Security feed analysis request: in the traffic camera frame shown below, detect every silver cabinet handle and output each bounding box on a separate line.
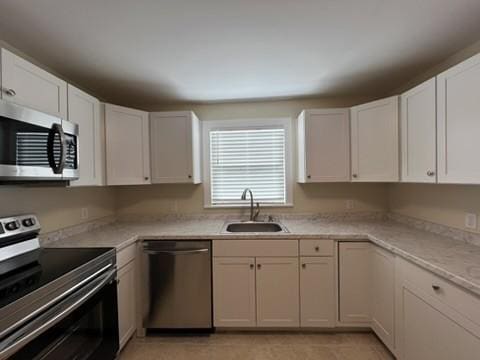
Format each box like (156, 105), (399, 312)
(427, 171), (435, 177)
(4, 88), (16, 96)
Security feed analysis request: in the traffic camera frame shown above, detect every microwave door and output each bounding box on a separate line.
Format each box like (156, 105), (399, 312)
(0, 100), (63, 180)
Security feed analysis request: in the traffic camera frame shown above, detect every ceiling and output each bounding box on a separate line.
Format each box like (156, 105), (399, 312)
(1, 0), (480, 107)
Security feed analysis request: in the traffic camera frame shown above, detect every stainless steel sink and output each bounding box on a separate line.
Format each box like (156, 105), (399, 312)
(224, 222), (288, 233)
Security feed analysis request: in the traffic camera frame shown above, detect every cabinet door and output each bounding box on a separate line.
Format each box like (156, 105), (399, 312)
(105, 104), (150, 185)
(1, 48), (67, 118)
(437, 53), (480, 184)
(338, 242), (371, 325)
(371, 246), (395, 352)
(118, 260), (136, 350)
(399, 281), (480, 360)
(68, 85), (104, 186)
(400, 78), (437, 183)
(297, 109), (350, 182)
(300, 257), (335, 327)
(150, 111), (201, 184)
(213, 257), (256, 327)
(256, 257), (299, 327)
(351, 96), (399, 182)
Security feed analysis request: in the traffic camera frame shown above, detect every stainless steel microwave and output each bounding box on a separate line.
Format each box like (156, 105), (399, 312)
(0, 99), (79, 181)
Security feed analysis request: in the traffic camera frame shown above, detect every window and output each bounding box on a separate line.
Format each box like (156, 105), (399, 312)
(203, 118), (293, 207)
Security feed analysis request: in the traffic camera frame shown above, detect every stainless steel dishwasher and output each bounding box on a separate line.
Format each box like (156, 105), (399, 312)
(141, 240), (212, 330)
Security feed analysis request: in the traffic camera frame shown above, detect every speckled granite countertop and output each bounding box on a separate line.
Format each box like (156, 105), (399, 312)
(45, 216), (480, 297)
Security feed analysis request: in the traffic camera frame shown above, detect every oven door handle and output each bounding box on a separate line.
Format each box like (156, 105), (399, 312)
(0, 268), (116, 360)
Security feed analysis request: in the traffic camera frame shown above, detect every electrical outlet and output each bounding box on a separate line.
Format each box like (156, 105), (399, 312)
(465, 213), (477, 230)
(346, 200), (354, 210)
(81, 207), (89, 220)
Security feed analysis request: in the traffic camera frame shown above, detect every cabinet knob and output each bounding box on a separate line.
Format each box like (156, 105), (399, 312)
(302, 264), (306, 269)
(352, 174), (358, 178)
(4, 88), (16, 97)
(188, 175), (192, 179)
(250, 264), (254, 269)
(257, 264), (261, 269)
(144, 177), (149, 181)
(427, 171), (435, 177)
(307, 175), (311, 179)
(315, 246), (320, 252)
(432, 284), (440, 291)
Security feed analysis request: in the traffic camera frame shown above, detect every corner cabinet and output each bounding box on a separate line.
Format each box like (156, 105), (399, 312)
(338, 241), (371, 325)
(400, 78), (437, 183)
(105, 104), (150, 185)
(68, 85), (105, 187)
(437, 52), (480, 184)
(297, 109), (350, 182)
(150, 111), (201, 184)
(350, 96), (399, 182)
(1, 48), (67, 119)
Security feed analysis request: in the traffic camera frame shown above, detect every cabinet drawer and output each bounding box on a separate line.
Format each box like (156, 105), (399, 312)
(299, 239), (334, 256)
(213, 240), (298, 257)
(117, 243), (136, 269)
(400, 258), (480, 329)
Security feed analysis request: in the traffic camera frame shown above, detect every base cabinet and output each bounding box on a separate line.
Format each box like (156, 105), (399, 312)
(117, 260), (136, 350)
(338, 242), (371, 325)
(371, 245), (395, 352)
(213, 257), (256, 327)
(256, 257), (299, 327)
(300, 257), (335, 327)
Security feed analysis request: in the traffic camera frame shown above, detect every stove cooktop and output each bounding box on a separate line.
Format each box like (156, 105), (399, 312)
(0, 247), (114, 308)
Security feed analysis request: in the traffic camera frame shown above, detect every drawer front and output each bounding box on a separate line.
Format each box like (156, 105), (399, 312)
(299, 239), (334, 256)
(117, 243), (136, 269)
(400, 258), (480, 329)
(213, 240), (298, 257)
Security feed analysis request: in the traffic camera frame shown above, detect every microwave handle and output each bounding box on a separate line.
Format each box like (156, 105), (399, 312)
(47, 123), (67, 174)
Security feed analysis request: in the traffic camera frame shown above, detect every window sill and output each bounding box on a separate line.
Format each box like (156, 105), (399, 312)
(204, 203), (294, 209)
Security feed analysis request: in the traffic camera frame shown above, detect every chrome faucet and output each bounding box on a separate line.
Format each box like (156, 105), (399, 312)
(241, 188), (260, 222)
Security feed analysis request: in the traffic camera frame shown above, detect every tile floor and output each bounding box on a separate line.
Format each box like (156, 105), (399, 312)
(119, 332), (395, 360)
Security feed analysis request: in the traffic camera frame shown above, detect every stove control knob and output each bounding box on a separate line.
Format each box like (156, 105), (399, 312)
(22, 218), (34, 227)
(5, 221), (19, 231)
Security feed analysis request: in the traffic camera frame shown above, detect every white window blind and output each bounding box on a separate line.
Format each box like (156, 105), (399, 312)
(210, 128), (286, 205)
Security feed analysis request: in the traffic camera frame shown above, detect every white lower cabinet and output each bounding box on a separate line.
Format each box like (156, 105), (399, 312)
(396, 257), (480, 360)
(117, 246), (137, 351)
(256, 257), (299, 327)
(371, 245), (395, 352)
(300, 256), (335, 327)
(338, 242), (371, 325)
(213, 257), (256, 327)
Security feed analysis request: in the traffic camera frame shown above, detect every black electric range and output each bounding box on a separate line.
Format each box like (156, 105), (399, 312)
(0, 215), (119, 360)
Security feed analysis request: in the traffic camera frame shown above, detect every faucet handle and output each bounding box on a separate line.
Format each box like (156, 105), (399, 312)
(253, 202), (261, 221)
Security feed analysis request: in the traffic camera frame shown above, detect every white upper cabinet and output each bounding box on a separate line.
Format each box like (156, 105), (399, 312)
(297, 109), (350, 182)
(400, 78), (437, 183)
(150, 111), (201, 184)
(68, 85), (104, 187)
(105, 104), (150, 185)
(351, 96), (399, 182)
(437, 53), (480, 184)
(1, 48), (67, 119)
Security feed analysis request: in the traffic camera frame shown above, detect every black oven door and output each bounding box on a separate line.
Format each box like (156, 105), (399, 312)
(0, 100), (78, 181)
(1, 269), (118, 360)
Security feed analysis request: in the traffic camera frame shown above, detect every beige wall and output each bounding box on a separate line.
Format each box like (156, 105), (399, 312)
(0, 186), (116, 233)
(116, 97), (389, 218)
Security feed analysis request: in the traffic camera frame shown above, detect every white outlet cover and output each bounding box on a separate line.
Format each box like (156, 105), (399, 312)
(465, 213), (477, 230)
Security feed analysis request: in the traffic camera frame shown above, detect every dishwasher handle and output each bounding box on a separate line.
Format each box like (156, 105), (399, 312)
(143, 248), (209, 256)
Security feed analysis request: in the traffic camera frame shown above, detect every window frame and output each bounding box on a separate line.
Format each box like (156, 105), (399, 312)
(202, 118), (294, 208)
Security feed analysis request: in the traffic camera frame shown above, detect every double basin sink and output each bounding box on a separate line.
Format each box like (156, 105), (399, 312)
(223, 221), (288, 233)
